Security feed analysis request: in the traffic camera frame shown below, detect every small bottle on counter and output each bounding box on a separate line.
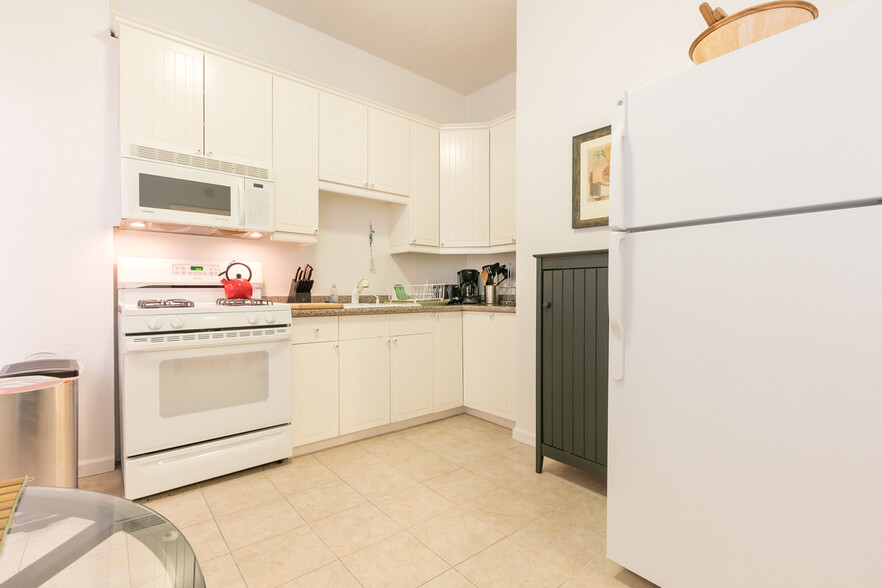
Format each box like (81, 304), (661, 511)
(329, 283), (338, 302)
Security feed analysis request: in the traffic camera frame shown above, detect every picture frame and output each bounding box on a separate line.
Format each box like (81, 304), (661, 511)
(572, 125), (612, 228)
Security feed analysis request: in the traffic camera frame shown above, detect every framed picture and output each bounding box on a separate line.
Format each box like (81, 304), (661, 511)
(572, 125), (612, 228)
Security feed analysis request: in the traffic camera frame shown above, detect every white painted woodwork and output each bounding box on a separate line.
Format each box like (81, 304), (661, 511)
(291, 316), (338, 344)
(440, 129), (490, 247)
(203, 54), (273, 169)
(119, 25), (204, 155)
(389, 313), (432, 336)
(433, 312), (463, 412)
(462, 312), (515, 419)
(339, 337), (391, 434)
(339, 315), (390, 340)
(273, 77), (319, 236)
(319, 92), (368, 189)
(390, 333), (434, 422)
(395, 123), (440, 248)
(292, 341), (339, 446)
(489, 313), (516, 420)
(489, 116), (517, 246)
(368, 108), (410, 196)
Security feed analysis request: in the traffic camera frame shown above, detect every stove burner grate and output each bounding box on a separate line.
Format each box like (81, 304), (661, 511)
(137, 299), (195, 309)
(216, 298), (274, 306)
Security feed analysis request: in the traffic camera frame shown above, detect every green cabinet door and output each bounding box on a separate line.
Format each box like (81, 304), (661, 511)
(535, 252), (609, 478)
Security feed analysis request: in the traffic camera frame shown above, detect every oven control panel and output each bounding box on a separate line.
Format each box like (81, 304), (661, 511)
(172, 264), (221, 277)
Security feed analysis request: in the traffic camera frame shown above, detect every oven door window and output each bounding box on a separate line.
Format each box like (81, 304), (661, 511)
(158, 350), (268, 418)
(140, 173), (232, 216)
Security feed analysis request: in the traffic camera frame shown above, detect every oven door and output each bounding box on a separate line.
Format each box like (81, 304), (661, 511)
(121, 333), (291, 457)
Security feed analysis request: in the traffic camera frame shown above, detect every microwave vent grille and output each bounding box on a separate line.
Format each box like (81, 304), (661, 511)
(128, 145), (270, 180)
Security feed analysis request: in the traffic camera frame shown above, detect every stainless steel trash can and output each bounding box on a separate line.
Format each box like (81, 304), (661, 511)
(0, 359), (80, 488)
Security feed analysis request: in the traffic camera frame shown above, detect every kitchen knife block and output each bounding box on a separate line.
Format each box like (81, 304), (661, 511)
(287, 279), (313, 303)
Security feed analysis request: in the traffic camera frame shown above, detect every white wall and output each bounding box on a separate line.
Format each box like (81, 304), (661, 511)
(467, 73), (517, 122)
(111, 0), (468, 123)
(514, 0), (862, 445)
(0, 0), (119, 475)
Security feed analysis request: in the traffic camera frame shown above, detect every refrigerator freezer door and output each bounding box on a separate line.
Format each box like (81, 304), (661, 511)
(618, 0), (882, 231)
(607, 205), (882, 588)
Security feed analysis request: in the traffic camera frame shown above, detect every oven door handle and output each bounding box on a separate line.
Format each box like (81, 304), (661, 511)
(124, 327), (292, 352)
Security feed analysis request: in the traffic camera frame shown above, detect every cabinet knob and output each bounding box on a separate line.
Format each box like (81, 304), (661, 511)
(440, 242), (445, 246)
(511, 238), (516, 243)
(364, 182), (369, 188)
(208, 151), (213, 157)
(489, 314), (494, 318)
(434, 313), (439, 318)
(411, 239), (416, 244)
(392, 337), (398, 343)
(334, 342), (339, 349)
(314, 328), (319, 333)
(542, 302), (552, 309)
(314, 228), (318, 233)
(370, 183), (375, 188)
(196, 148), (202, 155)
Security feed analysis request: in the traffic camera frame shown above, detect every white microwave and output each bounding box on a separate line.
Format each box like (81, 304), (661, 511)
(121, 155), (274, 234)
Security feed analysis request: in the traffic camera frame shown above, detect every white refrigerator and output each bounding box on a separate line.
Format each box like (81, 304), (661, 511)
(607, 2), (882, 587)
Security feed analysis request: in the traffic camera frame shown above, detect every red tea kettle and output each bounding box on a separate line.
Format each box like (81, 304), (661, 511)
(219, 261), (253, 299)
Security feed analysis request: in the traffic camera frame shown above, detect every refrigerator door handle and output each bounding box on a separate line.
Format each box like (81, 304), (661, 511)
(609, 92), (627, 231)
(609, 231), (625, 381)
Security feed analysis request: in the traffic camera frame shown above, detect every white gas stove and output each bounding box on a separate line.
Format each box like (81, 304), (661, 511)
(116, 258), (292, 500)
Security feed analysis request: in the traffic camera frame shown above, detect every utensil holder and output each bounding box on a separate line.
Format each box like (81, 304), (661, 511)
(484, 284), (498, 305)
(294, 292), (311, 303)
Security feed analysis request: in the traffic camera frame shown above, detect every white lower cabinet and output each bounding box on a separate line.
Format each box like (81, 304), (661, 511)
(390, 333), (434, 421)
(433, 312), (463, 411)
(339, 337), (391, 434)
(462, 312), (516, 420)
(292, 341), (339, 445)
(292, 310), (508, 446)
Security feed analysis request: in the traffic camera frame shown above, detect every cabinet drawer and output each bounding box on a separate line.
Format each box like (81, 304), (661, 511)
(390, 313), (432, 336)
(339, 315), (390, 340)
(292, 316), (338, 344)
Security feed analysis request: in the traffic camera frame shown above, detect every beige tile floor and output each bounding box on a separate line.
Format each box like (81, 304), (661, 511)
(71, 415), (657, 588)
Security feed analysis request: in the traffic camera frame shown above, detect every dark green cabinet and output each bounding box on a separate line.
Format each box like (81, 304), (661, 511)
(535, 251), (609, 478)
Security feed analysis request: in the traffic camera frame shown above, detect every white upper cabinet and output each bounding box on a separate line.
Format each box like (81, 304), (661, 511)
(204, 54), (273, 169)
(119, 25), (204, 156)
(490, 116), (516, 246)
(390, 122), (439, 250)
(119, 25), (272, 170)
(368, 108), (410, 196)
(319, 92), (410, 197)
(319, 92), (368, 189)
(440, 128), (490, 247)
(272, 76), (319, 238)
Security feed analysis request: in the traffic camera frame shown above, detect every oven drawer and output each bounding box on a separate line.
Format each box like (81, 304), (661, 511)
(292, 316), (338, 344)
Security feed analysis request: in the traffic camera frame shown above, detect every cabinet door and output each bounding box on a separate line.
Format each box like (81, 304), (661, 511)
(462, 313), (492, 412)
(490, 117), (517, 246)
(292, 341), (339, 446)
(119, 25), (204, 155)
(440, 129), (490, 247)
(339, 337), (390, 434)
(203, 54), (273, 169)
(433, 312), (463, 412)
(489, 314), (516, 420)
(390, 333), (434, 422)
(319, 93), (368, 189)
(273, 77), (319, 235)
(368, 109), (410, 196)
(409, 123), (440, 246)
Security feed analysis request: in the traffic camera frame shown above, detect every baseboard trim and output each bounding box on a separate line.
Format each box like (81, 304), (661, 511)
(78, 455), (116, 478)
(512, 426), (536, 447)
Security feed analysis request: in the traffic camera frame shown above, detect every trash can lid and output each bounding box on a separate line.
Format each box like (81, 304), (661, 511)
(0, 375), (68, 394)
(0, 359), (80, 379)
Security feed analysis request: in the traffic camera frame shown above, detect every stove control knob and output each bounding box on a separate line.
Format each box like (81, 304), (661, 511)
(146, 317), (164, 331)
(170, 317), (185, 329)
(265, 313), (277, 324)
(246, 312), (260, 325)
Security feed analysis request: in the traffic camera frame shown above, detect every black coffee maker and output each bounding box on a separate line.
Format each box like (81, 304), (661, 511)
(457, 269), (480, 304)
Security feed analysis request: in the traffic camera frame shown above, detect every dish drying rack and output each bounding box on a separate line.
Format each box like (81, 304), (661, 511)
(388, 283), (447, 302)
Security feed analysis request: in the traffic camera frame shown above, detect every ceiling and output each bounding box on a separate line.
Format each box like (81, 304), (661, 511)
(248, 0), (516, 95)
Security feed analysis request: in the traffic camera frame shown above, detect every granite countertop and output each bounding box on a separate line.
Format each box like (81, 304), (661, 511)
(265, 296), (515, 317)
(288, 303), (515, 317)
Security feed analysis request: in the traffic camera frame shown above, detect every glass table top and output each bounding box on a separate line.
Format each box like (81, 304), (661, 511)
(0, 486), (203, 587)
